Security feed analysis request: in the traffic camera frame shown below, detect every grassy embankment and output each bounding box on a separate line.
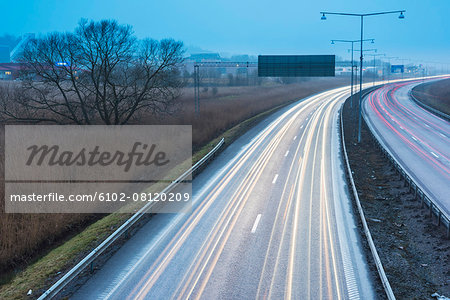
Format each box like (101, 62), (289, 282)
(411, 78), (450, 115)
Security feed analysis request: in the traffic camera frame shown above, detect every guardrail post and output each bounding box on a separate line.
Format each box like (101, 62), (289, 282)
(363, 85), (450, 243)
(421, 192), (424, 208)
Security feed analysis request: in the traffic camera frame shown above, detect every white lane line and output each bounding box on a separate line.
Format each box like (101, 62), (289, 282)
(285, 150), (289, 157)
(300, 125), (304, 129)
(425, 124), (430, 128)
(431, 151), (439, 158)
(272, 174), (279, 184)
(440, 133), (446, 138)
(293, 135), (297, 140)
(411, 136), (417, 141)
(399, 126), (404, 130)
(251, 214), (262, 233)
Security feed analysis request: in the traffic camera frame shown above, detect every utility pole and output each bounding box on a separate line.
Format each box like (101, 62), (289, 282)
(194, 65), (200, 114)
(192, 62), (257, 114)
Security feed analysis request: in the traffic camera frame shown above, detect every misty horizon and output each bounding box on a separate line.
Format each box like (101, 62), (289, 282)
(1, 0), (449, 66)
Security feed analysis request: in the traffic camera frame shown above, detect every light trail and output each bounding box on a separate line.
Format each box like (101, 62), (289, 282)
(73, 84), (377, 300)
(363, 78), (450, 219)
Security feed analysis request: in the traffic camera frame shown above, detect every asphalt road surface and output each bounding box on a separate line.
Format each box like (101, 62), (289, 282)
(72, 85), (375, 300)
(363, 80), (450, 218)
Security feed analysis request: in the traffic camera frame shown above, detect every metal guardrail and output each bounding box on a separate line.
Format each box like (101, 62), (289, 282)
(38, 138), (225, 299)
(363, 112), (450, 238)
(339, 91), (396, 300)
(409, 90), (450, 122)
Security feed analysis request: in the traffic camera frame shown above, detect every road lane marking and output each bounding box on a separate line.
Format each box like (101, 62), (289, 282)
(320, 103), (341, 299)
(431, 151), (439, 158)
(272, 174), (279, 184)
(180, 125), (288, 300)
(255, 97), (320, 299)
(294, 135), (297, 140)
(411, 136), (417, 141)
(285, 150), (289, 157)
(130, 87), (344, 300)
(194, 90), (349, 300)
(133, 116), (290, 298)
(300, 125), (304, 129)
(251, 214), (262, 233)
(424, 124), (430, 128)
(179, 89), (329, 300)
(440, 133), (446, 138)
(399, 126), (404, 130)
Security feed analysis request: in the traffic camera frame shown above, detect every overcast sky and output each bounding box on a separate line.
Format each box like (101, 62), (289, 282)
(1, 0), (449, 66)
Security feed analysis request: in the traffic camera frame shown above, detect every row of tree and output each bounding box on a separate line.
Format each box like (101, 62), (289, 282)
(0, 19), (184, 125)
(0, 19), (307, 125)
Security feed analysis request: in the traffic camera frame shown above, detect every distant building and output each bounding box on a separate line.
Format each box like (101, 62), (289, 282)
(10, 33), (35, 62)
(335, 67), (352, 76)
(0, 63), (25, 80)
(0, 46), (10, 63)
(187, 53), (222, 62)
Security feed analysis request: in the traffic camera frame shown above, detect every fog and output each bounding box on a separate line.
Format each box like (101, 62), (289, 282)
(1, 0), (449, 65)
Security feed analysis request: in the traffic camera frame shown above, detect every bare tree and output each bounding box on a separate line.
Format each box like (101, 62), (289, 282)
(0, 19), (184, 124)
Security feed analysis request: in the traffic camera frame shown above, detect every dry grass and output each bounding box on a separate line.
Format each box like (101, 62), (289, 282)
(412, 78), (450, 115)
(0, 77), (348, 287)
(143, 79), (348, 149)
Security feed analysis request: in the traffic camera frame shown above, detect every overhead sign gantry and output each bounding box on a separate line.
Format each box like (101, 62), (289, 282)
(258, 55), (335, 77)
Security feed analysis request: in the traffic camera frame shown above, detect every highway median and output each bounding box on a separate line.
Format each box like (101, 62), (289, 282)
(341, 86), (450, 299)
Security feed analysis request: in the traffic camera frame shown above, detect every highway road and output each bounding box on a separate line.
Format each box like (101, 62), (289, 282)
(363, 79), (450, 218)
(72, 86), (375, 300)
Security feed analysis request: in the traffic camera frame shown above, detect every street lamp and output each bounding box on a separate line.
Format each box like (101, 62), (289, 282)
(331, 39), (375, 108)
(321, 10), (406, 143)
(349, 49), (377, 95)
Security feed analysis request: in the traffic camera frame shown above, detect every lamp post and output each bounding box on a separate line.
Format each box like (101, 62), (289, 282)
(321, 10), (406, 142)
(347, 49), (377, 121)
(331, 39), (374, 108)
(350, 49), (377, 94)
(368, 53), (385, 86)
